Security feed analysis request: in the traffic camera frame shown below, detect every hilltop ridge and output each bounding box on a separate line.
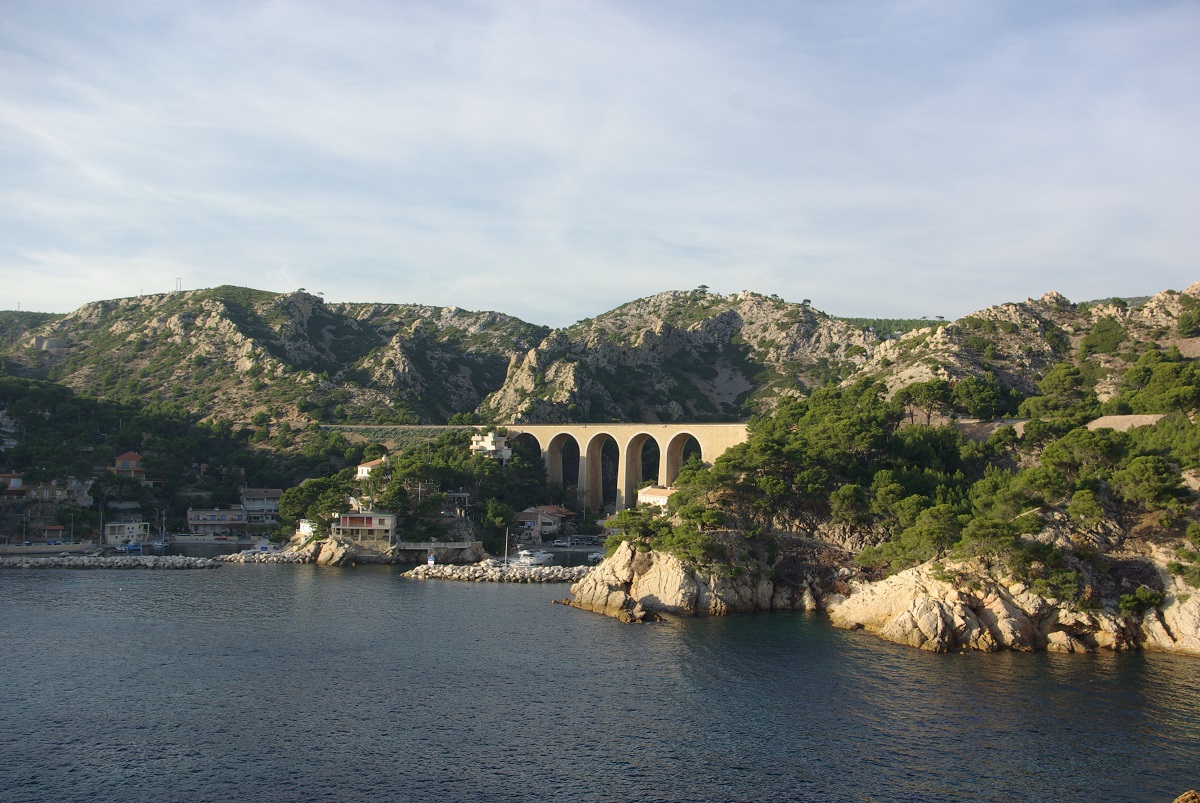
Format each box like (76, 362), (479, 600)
(1, 282), (1197, 426)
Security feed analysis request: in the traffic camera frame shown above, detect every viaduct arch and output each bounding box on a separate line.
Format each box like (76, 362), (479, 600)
(503, 423), (748, 511)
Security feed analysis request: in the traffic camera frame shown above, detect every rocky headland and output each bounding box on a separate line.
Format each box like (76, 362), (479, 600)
(567, 540), (822, 623)
(567, 539), (1200, 657)
(823, 560), (1200, 655)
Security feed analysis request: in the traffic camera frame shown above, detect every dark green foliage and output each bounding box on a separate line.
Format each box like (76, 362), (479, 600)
(1006, 543), (1083, 602)
(953, 517), (1019, 560)
(1117, 585), (1164, 618)
(1067, 489), (1105, 528)
(950, 375), (1019, 419)
(605, 505), (726, 567)
(1079, 317), (1126, 357)
(1176, 294), (1200, 338)
(1018, 364), (1101, 425)
(1108, 347), (1200, 414)
(1110, 455), (1183, 510)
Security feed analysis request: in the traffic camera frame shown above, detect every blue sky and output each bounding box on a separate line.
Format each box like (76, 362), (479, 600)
(2, 0), (1196, 327)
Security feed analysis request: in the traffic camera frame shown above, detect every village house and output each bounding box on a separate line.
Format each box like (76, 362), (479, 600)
(636, 486), (677, 508)
(109, 451), (146, 481)
(0, 473), (25, 499)
(331, 510), (396, 543)
(516, 505), (578, 541)
(104, 519), (150, 545)
(356, 456), (389, 481)
(469, 431), (512, 463)
(240, 488), (283, 525)
(0, 475), (94, 506)
(186, 506), (248, 536)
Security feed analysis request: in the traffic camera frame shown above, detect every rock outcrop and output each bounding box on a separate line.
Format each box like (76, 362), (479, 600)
(568, 542), (1200, 658)
(567, 541), (820, 621)
(825, 560), (1200, 656)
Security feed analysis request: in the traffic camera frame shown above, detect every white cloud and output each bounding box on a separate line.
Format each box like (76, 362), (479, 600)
(1, 0), (1196, 325)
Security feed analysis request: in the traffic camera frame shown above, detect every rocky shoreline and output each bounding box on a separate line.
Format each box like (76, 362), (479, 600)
(824, 560), (1200, 656)
(0, 555), (220, 570)
(566, 541), (1200, 656)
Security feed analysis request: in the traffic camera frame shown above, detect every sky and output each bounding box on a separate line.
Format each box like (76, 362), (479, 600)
(1, 0), (1197, 327)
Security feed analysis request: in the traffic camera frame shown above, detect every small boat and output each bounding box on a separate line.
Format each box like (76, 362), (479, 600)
(514, 549), (553, 566)
(116, 541), (142, 554)
(587, 552), (604, 563)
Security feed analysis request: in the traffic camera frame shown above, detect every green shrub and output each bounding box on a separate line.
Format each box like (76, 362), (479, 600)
(1117, 585), (1163, 618)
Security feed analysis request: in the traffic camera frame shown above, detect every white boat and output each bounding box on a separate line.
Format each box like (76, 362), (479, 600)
(587, 552), (604, 563)
(514, 549), (554, 566)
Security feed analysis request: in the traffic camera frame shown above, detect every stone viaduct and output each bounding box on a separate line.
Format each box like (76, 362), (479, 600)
(502, 423), (748, 511)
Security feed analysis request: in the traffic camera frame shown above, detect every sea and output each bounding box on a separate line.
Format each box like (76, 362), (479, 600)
(1, 563), (1197, 802)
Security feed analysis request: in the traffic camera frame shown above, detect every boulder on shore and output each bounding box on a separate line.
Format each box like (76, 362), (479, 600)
(567, 541), (819, 621)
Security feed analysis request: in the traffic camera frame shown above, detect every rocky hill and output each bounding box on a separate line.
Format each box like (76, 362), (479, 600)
(1, 282), (1197, 425)
(479, 289), (876, 422)
(1, 286), (548, 424)
(860, 285), (1200, 401)
(480, 283), (1200, 422)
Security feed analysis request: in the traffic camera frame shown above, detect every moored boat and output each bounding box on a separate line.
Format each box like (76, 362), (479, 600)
(514, 549), (554, 566)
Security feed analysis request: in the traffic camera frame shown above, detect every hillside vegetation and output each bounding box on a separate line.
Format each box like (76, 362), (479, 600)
(2, 283), (1197, 427)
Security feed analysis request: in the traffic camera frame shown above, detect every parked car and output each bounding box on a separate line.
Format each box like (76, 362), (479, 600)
(553, 539), (569, 547)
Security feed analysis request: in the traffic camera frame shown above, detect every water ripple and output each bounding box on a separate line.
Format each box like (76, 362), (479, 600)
(1, 566), (1197, 801)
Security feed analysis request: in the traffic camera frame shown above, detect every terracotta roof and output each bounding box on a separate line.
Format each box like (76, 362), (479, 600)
(114, 451), (142, 461)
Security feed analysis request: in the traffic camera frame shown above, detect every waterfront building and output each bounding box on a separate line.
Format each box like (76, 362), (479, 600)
(104, 519), (150, 545)
(240, 488), (283, 525)
(331, 510), (396, 542)
(186, 507), (248, 536)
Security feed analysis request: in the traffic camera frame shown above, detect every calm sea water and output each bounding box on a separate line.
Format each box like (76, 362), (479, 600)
(1, 565), (1197, 802)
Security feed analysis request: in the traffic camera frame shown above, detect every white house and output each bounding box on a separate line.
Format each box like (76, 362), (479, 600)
(356, 456), (389, 481)
(636, 486), (677, 508)
(104, 520), (150, 545)
(470, 432), (512, 464)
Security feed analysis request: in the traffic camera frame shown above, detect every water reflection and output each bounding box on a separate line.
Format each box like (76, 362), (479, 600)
(1, 569), (1197, 802)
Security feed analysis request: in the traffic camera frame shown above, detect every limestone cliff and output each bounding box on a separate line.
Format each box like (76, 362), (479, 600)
(481, 290), (876, 423)
(825, 559), (1200, 656)
(569, 535), (1200, 658)
(568, 540), (822, 621)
